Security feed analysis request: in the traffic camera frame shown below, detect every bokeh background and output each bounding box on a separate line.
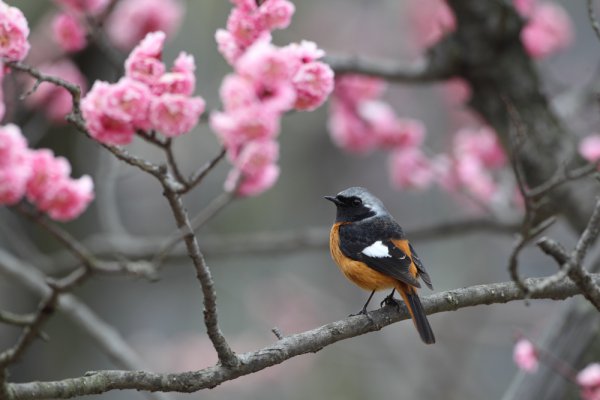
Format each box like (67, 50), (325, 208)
(0, 0), (598, 399)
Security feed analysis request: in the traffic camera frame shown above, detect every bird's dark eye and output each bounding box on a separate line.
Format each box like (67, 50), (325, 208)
(351, 197), (362, 206)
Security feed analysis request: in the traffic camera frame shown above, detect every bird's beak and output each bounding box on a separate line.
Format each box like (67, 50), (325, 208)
(324, 195), (343, 206)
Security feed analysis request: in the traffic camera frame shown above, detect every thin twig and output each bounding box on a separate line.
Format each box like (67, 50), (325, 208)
(164, 139), (187, 185)
(588, 0), (600, 42)
(179, 148), (227, 194)
(4, 274), (600, 400)
(0, 311), (35, 328)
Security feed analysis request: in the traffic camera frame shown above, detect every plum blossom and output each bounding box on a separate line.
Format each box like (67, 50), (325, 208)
(225, 163), (280, 197)
(0, 1), (31, 62)
(26, 149), (71, 205)
(328, 100), (378, 154)
(82, 81), (136, 145)
(26, 59), (87, 123)
(513, 338), (539, 372)
(0, 124), (28, 167)
(124, 31), (167, 86)
(0, 125), (30, 205)
(333, 74), (386, 103)
(291, 60), (334, 111)
(389, 147), (434, 190)
(408, 0), (456, 49)
(149, 94), (205, 137)
(233, 139), (279, 176)
(52, 13), (87, 53)
(579, 134), (600, 164)
(107, 0), (184, 51)
(520, 2), (573, 59)
(578, 363), (600, 400)
(216, 0), (294, 64)
(153, 52), (196, 96)
(53, 0), (109, 15)
(37, 175), (94, 222)
(453, 126), (507, 169)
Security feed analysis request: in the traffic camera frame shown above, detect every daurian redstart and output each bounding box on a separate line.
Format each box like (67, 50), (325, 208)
(325, 187), (435, 344)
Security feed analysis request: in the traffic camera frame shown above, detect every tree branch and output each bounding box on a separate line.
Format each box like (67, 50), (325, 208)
(4, 274), (599, 400)
(324, 49), (458, 83)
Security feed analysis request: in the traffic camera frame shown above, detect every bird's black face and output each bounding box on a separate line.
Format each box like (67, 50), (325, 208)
(325, 194), (376, 222)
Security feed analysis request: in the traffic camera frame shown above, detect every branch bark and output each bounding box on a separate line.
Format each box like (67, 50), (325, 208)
(5, 274), (600, 400)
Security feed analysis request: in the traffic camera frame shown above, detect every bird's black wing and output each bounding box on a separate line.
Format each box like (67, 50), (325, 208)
(409, 243), (433, 290)
(338, 219), (421, 288)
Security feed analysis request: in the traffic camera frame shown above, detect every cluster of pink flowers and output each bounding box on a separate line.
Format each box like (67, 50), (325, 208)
(50, 0), (184, 54)
(435, 126), (508, 204)
(0, 1), (30, 121)
(328, 74), (511, 203)
(513, 338), (600, 400)
(81, 31), (205, 145)
(516, 0), (574, 59)
(26, 59), (88, 123)
(0, 124), (94, 221)
(212, 0), (334, 197)
(215, 0), (295, 65)
(407, 0), (573, 59)
(328, 74), (433, 190)
(106, 0), (184, 51)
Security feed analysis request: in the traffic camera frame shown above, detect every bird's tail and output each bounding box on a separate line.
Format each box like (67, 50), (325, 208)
(396, 283), (435, 344)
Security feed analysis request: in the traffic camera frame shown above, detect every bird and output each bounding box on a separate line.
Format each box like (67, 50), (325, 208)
(325, 186), (435, 344)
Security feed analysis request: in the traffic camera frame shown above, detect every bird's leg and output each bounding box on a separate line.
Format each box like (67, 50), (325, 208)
(349, 290), (376, 317)
(380, 288), (400, 311)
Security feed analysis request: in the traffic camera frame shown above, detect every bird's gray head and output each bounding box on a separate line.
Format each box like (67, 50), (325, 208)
(324, 187), (389, 222)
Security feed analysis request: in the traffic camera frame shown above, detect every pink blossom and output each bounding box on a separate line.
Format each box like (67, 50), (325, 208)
(220, 74), (259, 111)
(292, 61), (334, 111)
(0, 124), (28, 168)
(53, 0), (109, 15)
(408, 0), (456, 49)
(281, 40), (326, 71)
(52, 13), (87, 53)
(26, 59), (87, 123)
(389, 147), (434, 190)
(454, 126), (507, 169)
(0, 64), (5, 121)
(106, 0), (184, 51)
(260, 0), (295, 30)
(521, 3), (573, 59)
(216, 29), (244, 65)
(0, 1), (31, 62)
(0, 157), (31, 205)
(334, 74), (386, 104)
(149, 94), (205, 137)
(226, 163), (280, 197)
(211, 106), (280, 154)
(235, 41), (294, 88)
(233, 139), (279, 176)
(25, 149), (71, 205)
(455, 155), (497, 202)
(513, 0), (537, 16)
(227, 7), (267, 48)
(579, 134), (600, 164)
(513, 338), (538, 372)
(328, 100), (377, 154)
(38, 175), (94, 222)
(255, 80), (297, 113)
(124, 31), (167, 86)
(578, 363), (600, 400)
(82, 81), (136, 145)
(357, 100), (426, 149)
(106, 78), (152, 130)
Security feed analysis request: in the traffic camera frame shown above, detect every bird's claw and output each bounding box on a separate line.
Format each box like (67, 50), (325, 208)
(381, 295), (400, 312)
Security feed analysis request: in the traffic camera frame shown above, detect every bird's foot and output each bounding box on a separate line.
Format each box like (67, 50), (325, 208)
(381, 294), (401, 312)
(348, 308), (374, 323)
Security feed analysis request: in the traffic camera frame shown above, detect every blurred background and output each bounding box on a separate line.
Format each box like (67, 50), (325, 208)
(0, 0), (598, 399)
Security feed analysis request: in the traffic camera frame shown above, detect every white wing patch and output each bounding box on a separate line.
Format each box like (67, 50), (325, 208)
(361, 241), (391, 258)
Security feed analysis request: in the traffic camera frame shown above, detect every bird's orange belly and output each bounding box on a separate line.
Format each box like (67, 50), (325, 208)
(330, 223), (397, 291)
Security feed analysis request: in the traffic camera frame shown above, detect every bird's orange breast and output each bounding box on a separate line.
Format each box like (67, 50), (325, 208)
(329, 223), (397, 291)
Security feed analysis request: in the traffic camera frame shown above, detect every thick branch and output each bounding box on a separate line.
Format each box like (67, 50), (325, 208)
(324, 49), (458, 83)
(5, 274), (599, 400)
